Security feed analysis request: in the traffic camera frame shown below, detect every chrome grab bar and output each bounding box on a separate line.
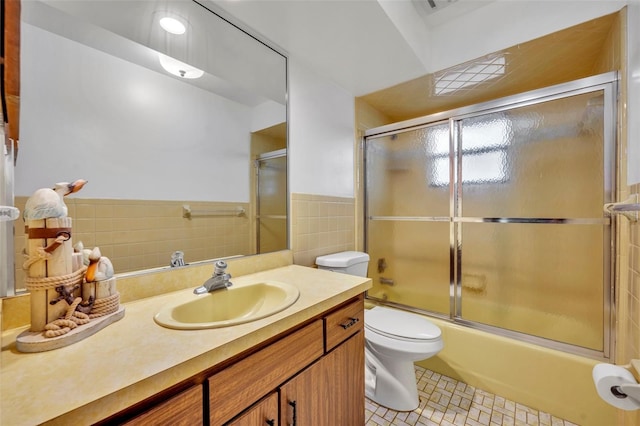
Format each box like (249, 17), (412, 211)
(182, 204), (245, 219)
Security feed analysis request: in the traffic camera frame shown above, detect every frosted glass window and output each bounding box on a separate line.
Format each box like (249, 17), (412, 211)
(434, 150), (507, 186)
(431, 117), (510, 186)
(461, 116), (511, 151)
(461, 92), (605, 218)
(429, 126), (449, 155)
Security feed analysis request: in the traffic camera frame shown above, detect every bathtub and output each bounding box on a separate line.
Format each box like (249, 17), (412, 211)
(364, 302), (617, 426)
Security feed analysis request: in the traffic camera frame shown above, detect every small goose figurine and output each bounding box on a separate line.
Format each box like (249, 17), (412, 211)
(23, 179), (87, 220)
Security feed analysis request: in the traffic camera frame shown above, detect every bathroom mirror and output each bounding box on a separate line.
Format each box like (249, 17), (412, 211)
(12, 0), (288, 285)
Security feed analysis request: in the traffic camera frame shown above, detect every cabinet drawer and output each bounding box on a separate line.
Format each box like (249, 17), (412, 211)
(209, 320), (324, 425)
(324, 296), (364, 352)
(123, 385), (203, 426)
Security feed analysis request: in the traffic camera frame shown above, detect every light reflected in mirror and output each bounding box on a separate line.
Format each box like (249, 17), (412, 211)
(14, 0), (288, 289)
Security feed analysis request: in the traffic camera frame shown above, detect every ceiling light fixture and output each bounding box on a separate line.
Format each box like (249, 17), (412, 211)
(158, 53), (204, 79)
(159, 17), (186, 35)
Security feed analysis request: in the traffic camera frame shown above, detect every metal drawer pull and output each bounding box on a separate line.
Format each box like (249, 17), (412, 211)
(340, 317), (359, 329)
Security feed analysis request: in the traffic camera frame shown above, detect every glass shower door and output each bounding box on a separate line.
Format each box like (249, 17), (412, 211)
(364, 73), (616, 357)
(366, 123), (452, 316)
(456, 91), (611, 352)
(256, 150), (287, 254)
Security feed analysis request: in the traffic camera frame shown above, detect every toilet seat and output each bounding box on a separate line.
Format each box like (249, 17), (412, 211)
(365, 306), (441, 342)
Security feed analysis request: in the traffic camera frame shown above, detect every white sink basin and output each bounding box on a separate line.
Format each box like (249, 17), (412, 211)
(154, 280), (299, 330)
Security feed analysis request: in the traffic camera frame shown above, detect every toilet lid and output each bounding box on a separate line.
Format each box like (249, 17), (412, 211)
(365, 307), (441, 341)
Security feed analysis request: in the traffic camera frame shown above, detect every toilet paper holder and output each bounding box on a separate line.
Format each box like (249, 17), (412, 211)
(611, 384), (640, 402)
(612, 360), (640, 402)
(612, 383), (640, 401)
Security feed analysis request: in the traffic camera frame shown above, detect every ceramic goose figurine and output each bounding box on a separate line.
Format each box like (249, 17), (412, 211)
(23, 179), (87, 220)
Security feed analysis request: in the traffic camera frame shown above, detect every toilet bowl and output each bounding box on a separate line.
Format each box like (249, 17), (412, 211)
(364, 306), (443, 411)
(316, 251), (444, 412)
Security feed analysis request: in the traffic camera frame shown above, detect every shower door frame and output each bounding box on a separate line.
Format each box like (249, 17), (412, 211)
(363, 72), (618, 360)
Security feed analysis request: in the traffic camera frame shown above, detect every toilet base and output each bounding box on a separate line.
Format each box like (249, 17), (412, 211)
(365, 348), (420, 412)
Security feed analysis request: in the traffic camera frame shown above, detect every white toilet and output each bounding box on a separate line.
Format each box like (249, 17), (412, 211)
(316, 251), (444, 412)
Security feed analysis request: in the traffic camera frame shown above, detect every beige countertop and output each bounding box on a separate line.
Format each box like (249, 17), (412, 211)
(1, 265), (371, 425)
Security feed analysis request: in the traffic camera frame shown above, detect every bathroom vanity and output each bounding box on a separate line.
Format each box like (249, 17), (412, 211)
(0, 264), (371, 425)
(120, 296), (364, 425)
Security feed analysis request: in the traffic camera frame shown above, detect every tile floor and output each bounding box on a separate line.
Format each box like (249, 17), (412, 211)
(365, 366), (578, 426)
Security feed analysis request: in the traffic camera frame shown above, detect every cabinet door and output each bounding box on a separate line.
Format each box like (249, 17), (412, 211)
(280, 356), (328, 425)
(123, 385), (203, 426)
(226, 392), (278, 426)
(331, 331), (365, 425)
(209, 320), (324, 424)
(280, 331), (364, 426)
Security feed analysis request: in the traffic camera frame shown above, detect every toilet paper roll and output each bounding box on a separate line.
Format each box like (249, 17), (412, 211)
(593, 363), (640, 410)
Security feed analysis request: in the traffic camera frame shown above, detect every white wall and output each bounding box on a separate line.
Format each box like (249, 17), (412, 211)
(375, 0), (629, 77)
(250, 100), (286, 133)
(18, 24), (357, 204)
(16, 24), (252, 202)
(430, 1), (627, 74)
(288, 58), (355, 198)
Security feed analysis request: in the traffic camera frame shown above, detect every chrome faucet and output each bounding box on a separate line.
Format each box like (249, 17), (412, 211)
(193, 260), (233, 294)
(170, 251), (185, 267)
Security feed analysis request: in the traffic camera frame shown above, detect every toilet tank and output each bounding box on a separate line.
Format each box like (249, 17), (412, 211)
(315, 251), (370, 277)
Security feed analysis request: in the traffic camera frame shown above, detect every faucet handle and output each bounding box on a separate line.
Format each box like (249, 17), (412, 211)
(213, 260), (228, 276)
(170, 251), (185, 267)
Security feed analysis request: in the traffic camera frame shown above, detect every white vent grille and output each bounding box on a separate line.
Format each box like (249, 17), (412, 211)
(434, 55), (506, 95)
(411, 0), (459, 17)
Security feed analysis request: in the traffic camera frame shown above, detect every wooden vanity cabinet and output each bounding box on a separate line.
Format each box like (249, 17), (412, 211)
(122, 385), (204, 426)
(105, 294), (364, 426)
(212, 295), (365, 426)
(208, 320), (325, 424)
(280, 331), (364, 426)
(226, 393), (278, 426)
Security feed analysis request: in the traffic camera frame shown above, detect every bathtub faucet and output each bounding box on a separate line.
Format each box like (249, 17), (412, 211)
(379, 277), (395, 286)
